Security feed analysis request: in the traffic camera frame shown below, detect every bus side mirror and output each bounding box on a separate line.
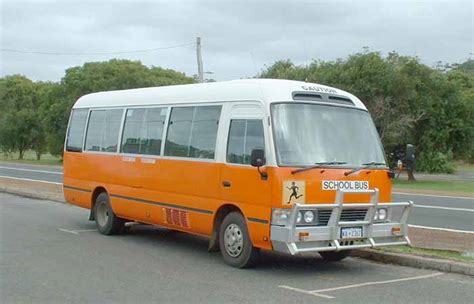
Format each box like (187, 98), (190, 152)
(250, 149), (268, 180)
(250, 149), (266, 167)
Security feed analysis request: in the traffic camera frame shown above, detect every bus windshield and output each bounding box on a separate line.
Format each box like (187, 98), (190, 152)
(271, 103), (386, 167)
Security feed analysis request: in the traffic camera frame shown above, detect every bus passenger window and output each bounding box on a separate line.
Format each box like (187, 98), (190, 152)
(121, 109), (146, 154)
(189, 106), (221, 159)
(227, 120), (265, 165)
(121, 107), (167, 155)
(141, 108), (167, 155)
(103, 109), (123, 152)
(85, 109), (123, 153)
(164, 106), (221, 159)
(66, 109), (88, 152)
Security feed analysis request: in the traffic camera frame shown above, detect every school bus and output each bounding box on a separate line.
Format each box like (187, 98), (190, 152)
(63, 79), (413, 268)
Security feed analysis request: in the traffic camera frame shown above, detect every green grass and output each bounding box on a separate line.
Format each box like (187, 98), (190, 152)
(393, 179), (474, 193)
(376, 245), (474, 263)
(0, 150), (62, 165)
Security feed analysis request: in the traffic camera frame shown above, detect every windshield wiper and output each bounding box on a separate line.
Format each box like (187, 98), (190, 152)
(344, 162), (387, 176)
(291, 162), (347, 175)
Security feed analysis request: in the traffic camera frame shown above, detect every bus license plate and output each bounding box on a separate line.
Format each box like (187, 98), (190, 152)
(340, 227), (363, 239)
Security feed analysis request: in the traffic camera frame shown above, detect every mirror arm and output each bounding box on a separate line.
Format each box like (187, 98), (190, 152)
(257, 166), (268, 181)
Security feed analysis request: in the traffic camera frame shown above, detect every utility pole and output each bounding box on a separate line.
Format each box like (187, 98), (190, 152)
(196, 37), (204, 83)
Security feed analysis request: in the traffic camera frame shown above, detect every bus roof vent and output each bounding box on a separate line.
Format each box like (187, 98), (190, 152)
(292, 93), (323, 101)
(328, 96), (354, 105)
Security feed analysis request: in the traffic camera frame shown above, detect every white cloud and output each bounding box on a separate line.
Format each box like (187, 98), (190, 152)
(1, 0), (472, 81)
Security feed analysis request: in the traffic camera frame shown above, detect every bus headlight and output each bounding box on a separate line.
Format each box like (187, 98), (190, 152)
(296, 211), (302, 223)
(374, 208), (388, 222)
(271, 209), (292, 226)
(303, 211), (315, 223)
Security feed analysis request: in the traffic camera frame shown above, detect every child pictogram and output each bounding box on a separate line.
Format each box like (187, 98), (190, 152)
(283, 181), (305, 205)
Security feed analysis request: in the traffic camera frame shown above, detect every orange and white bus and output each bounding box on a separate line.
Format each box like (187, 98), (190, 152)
(63, 79), (412, 268)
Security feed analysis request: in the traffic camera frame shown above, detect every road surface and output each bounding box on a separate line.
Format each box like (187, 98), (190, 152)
(0, 192), (472, 303)
(0, 162), (472, 231)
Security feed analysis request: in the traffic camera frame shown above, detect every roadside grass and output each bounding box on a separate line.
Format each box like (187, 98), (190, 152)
(392, 179), (473, 194)
(376, 245), (474, 263)
(0, 151), (62, 165)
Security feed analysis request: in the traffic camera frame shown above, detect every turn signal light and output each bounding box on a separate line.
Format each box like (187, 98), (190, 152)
(299, 231), (310, 241)
(392, 227), (401, 235)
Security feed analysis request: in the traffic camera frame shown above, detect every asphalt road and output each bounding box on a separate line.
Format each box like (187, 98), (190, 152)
(0, 162), (472, 231)
(1, 192), (472, 304)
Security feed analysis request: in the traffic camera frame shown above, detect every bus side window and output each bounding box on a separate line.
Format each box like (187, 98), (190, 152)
(164, 105), (221, 159)
(66, 109), (88, 152)
(84, 109), (123, 153)
(121, 107), (167, 155)
(227, 119), (265, 165)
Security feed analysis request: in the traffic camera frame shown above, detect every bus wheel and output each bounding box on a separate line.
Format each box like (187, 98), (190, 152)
(319, 250), (351, 262)
(219, 212), (259, 268)
(94, 192), (125, 235)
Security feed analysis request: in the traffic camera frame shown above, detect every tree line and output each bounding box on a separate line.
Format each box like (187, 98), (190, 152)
(260, 51), (473, 173)
(0, 52), (472, 172)
(0, 59), (194, 159)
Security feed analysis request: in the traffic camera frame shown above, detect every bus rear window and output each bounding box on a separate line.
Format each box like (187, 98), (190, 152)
(66, 109), (88, 152)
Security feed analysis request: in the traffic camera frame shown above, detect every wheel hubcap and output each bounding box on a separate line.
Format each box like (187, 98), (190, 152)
(224, 223), (244, 257)
(96, 202), (109, 227)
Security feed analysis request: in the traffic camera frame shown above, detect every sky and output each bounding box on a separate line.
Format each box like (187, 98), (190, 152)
(1, 0), (473, 82)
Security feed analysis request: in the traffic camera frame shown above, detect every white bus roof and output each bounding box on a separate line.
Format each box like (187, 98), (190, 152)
(72, 79), (367, 110)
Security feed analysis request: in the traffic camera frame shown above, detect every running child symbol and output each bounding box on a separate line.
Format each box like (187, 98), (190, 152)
(287, 181), (303, 204)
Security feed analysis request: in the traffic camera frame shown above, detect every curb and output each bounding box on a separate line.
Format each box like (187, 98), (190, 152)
(352, 249), (474, 277)
(0, 188), (65, 203)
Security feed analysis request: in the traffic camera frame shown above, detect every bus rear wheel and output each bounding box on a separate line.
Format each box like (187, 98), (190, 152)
(219, 212), (259, 268)
(319, 250), (351, 262)
(94, 192), (125, 235)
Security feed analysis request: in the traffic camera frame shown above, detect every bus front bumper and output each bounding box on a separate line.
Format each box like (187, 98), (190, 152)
(270, 189), (413, 255)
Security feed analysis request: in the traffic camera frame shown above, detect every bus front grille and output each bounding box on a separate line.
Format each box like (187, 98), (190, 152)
(317, 208), (368, 226)
(340, 208), (367, 221)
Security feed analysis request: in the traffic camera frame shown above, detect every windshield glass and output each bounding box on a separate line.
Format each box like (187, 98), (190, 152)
(271, 103), (386, 167)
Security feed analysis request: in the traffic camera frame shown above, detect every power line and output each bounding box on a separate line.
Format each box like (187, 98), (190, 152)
(0, 42), (195, 56)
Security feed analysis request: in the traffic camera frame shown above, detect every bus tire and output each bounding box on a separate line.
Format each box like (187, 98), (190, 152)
(94, 192), (125, 235)
(219, 212), (259, 268)
(319, 250), (351, 262)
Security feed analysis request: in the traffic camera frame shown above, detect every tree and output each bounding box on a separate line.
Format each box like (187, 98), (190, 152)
(42, 59), (195, 157)
(0, 75), (39, 159)
(260, 51), (473, 173)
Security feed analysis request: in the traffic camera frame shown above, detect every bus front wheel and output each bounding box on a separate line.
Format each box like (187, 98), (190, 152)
(94, 192), (125, 235)
(219, 212), (259, 268)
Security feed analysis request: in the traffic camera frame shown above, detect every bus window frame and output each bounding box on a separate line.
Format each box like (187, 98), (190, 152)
(162, 103), (223, 162)
(119, 106), (169, 157)
(82, 107), (125, 156)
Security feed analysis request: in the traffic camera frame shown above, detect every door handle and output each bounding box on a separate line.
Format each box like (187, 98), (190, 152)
(222, 181), (232, 188)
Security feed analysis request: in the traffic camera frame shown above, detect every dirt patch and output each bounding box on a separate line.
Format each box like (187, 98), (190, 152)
(409, 226), (474, 253)
(0, 177), (64, 202)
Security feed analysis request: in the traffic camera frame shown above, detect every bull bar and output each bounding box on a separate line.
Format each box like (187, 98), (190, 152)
(270, 188), (413, 255)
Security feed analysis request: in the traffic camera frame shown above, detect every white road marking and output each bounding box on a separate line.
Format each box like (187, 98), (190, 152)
(58, 228), (96, 234)
(0, 175), (62, 185)
(58, 228), (79, 235)
(414, 204), (474, 212)
(310, 272), (444, 294)
(278, 285), (335, 299)
(408, 224), (474, 234)
(394, 192), (473, 200)
(280, 273), (443, 299)
(0, 166), (63, 175)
